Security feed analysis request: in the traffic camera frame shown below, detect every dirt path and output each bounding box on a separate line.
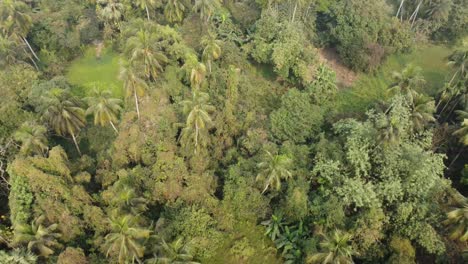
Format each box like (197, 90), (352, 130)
(317, 48), (358, 88)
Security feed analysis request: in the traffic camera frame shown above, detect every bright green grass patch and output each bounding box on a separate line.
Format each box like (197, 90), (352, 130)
(66, 46), (124, 98)
(335, 44), (455, 115)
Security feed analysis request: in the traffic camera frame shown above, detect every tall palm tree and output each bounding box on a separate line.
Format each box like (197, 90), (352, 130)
(134, 0), (158, 21)
(119, 63), (148, 119)
(192, 0), (220, 22)
(0, 249), (37, 264)
(85, 88), (122, 133)
(164, 0), (185, 23)
(447, 49), (468, 85)
(256, 151), (293, 194)
(41, 91), (86, 155)
(389, 65), (426, 104)
(103, 215), (151, 264)
(426, 0), (453, 22)
(410, 93), (436, 132)
(179, 91), (215, 154)
(190, 62), (206, 89)
(443, 189), (468, 241)
(201, 33), (221, 73)
(14, 122), (48, 156)
(110, 181), (148, 214)
(0, 0), (39, 63)
(307, 230), (355, 264)
(97, 0), (124, 25)
(14, 215), (61, 258)
(125, 29), (168, 81)
(377, 114), (401, 146)
(453, 110), (468, 146)
(146, 238), (200, 264)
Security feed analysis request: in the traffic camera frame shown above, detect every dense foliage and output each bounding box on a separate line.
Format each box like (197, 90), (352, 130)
(0, 0), (467, 263)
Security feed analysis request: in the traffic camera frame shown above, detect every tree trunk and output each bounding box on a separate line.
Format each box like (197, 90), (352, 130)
(410, 1), (422, 27)
(134, 88), (140, 119)
(110, 121), (119, 133)
(71, 132), (82, 156)
(291, 3), (297, 22)
(145, 5), (150, 20)
(396, 0), (405, 18)
(194, 121), (199, 153)
(22, 36), (40, 61)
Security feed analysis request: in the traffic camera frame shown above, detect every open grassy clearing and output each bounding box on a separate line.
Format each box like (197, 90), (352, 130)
(66, 46), (124, 98)
(335, 44), (455, 115)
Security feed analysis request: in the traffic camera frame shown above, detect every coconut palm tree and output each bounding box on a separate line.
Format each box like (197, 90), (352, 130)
(453, 110), (468, 146)
(443, 189), (468, 241)
(0, 249), (37, 264)
(447, 49), (467, 85)
(41, 91), (86, 155)
(119, 63), (148, 119)
(377, 115), (401, 146)
(389, 65), (426, 104)
(190, 62), (206, 89)
(134, 0), (158, 20)
(14, 122), (48, 156)
(14, 215), (61, 258)
(85, 88), (122, 133)
(179, 91), (215, 154)
(192, 0), (220, 22)
(110, 181), (148, 214)
(146, 238), (200, 264)
(103, 215), (151, 264)
(0, 0), (38, 61)
(256, 151), (293, 194)
(125, 29), (168, 81)
(201, 33), (221, 73)
(97, 0), (124, 25)
(164, 0), (186, 23)
(426, 0), (452, 22)
(410, 93), (436, 132)
(307, 229), (355, 264)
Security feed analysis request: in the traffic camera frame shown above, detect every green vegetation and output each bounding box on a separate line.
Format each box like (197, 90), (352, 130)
(0, 0), (467, 263)
(66, 47), (123, 98)
(336, 44), (455, 114)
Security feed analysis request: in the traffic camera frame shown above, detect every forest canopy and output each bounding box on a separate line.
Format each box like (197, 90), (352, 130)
(0, 0), (467, 263)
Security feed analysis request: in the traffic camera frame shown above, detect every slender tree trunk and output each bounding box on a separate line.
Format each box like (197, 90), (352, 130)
(396, 0), (405, 18)
(291, 3), (297, 22)
(195, 122), (199, 150)
(110, 121), (118, 133)
(145, 5), (150, 20)
(22, 36), (40, 61)
(410, 1), (422, 27)
(134, 88), (140, 119)
(27, 54), (39, 70)
(71, 132), (82, 156)
(448, 149), (464, 169)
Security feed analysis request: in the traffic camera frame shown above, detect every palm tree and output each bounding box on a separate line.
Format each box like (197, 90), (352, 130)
(201, 33), (221, 73)
(307, 230), (355, 264)
(192, 0), (220, 22)
(146, 238), (200, 264)
(14, 215), (61, 258)
(447, 49), (467, 85)
(256, 151), (293, 194)
(0, 0), (39, 62)
(377, 115), (401, 146)
(14, 122), (48, 156)
(125, 29), (168, 81)
(164, 0), (185, 23)
(119, 63), (148, 119)
(190, 62), (206, 89)
(443, 189), (468, 241)
(410, 93), (436, 132)
(85, 88), (122, 133)
(453, 110), (468, 146)
(97, 0), (124, 25)
(41, 91), (86, 155)
(0, 249), (37, 264)
(134, 0), (158, 20)
(179, 91), (215, 154)
(426, 0), (453, 22)
(103, 215), (151, 264)
(111, 182), (148, 214)
(389, 65), (426, 104)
